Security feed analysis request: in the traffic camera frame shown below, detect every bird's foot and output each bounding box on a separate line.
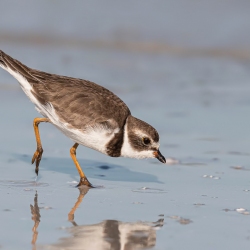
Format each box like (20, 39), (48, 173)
(31, 147), (43, 175)
(76, 177), (94, 188)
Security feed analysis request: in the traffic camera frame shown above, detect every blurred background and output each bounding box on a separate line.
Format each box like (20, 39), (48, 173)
(1, 1), (250, 249)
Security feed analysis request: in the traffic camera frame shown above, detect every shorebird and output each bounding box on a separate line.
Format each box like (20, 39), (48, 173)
(0, 50), (166, 187)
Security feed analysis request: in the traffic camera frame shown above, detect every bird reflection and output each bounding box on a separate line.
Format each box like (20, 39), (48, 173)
(31, 188), (164, 250)
(30, 191), (41, 250)
(56, 187), (163, 250)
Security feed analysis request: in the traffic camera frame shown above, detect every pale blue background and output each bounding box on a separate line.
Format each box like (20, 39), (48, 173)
(0, 1), (250, 249)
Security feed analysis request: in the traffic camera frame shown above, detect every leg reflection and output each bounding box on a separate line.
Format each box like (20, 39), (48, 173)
(68, 186), (90, 226)
(30, 191), (41, 249)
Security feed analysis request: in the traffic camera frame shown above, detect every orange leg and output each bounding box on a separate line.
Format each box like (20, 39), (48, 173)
(31, 117), (50, 175)
(70, 143), (93, 187)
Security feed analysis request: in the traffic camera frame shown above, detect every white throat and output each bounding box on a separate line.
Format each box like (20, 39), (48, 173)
(120, 119), (156, 159)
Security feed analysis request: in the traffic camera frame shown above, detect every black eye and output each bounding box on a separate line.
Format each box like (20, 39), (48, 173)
(142, 137), (151, 145)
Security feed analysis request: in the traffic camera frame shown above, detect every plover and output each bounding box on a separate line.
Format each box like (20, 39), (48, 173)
(0, 50), (166, 187)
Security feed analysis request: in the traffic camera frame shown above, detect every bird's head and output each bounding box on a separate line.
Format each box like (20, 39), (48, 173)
(121, 115), (166, 163)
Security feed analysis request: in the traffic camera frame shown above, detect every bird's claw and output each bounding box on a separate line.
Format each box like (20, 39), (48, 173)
(31, 148), (43, 175)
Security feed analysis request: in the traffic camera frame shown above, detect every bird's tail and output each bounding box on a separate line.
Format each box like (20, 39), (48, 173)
(0, 50), (32, 81)
(0, 50), (7, 68)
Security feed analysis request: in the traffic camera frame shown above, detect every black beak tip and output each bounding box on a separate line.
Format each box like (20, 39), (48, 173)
(159, 155), (166, 164)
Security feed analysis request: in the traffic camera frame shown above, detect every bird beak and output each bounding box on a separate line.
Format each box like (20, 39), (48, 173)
(154, 150), (166, 164)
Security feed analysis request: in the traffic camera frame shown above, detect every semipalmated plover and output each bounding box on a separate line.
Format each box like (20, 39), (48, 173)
(0, 50), (166, 187)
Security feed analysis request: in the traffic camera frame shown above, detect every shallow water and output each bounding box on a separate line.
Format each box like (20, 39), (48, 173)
(1, 1), (250, 250)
